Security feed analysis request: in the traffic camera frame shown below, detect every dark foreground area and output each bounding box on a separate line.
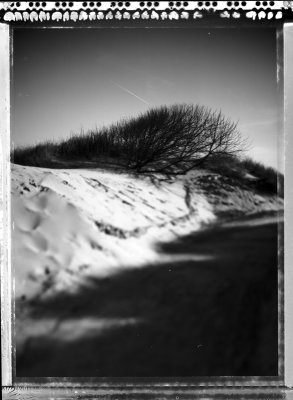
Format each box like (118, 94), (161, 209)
(17, 217), (281, 377)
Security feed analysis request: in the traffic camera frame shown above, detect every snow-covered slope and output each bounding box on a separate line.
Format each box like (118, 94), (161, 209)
(11, 163), (283, 304)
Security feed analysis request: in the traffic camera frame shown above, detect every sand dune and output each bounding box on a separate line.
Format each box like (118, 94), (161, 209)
(12, 163), (283, 376)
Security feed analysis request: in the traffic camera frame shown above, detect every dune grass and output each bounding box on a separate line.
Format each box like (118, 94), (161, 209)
(12, 127), (119, 168)
(201, 154), (283, 197)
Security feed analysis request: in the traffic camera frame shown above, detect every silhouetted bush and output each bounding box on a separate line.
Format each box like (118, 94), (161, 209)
(108, 104), (247, 174)
(12, 103), (247, 174)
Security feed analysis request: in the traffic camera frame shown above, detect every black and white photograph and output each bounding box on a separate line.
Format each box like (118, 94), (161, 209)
(1, 1), (289, 385)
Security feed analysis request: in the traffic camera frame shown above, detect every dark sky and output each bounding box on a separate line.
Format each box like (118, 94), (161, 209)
(12, 27), (282, 169)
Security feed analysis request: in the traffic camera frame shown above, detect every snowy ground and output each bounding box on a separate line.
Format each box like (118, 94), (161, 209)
(11, 163), (283, 376)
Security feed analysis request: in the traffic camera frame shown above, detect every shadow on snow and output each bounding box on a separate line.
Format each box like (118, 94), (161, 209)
(16, 220), (281, 377)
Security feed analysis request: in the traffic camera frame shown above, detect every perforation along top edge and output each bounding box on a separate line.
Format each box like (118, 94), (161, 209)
(0, 1), (293, 22)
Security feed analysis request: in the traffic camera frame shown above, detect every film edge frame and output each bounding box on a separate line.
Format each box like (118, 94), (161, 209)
(1, 1), (293, 398)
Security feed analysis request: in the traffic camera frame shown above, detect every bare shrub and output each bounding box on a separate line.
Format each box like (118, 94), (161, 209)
(111, 104), (248, 174)
(12, 104), (248, 174)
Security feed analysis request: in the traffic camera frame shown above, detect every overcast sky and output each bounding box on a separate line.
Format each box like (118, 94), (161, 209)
(12, 27), (282, 170)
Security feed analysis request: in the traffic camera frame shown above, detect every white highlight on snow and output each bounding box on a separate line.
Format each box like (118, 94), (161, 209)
(11, 164), (283, 303)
